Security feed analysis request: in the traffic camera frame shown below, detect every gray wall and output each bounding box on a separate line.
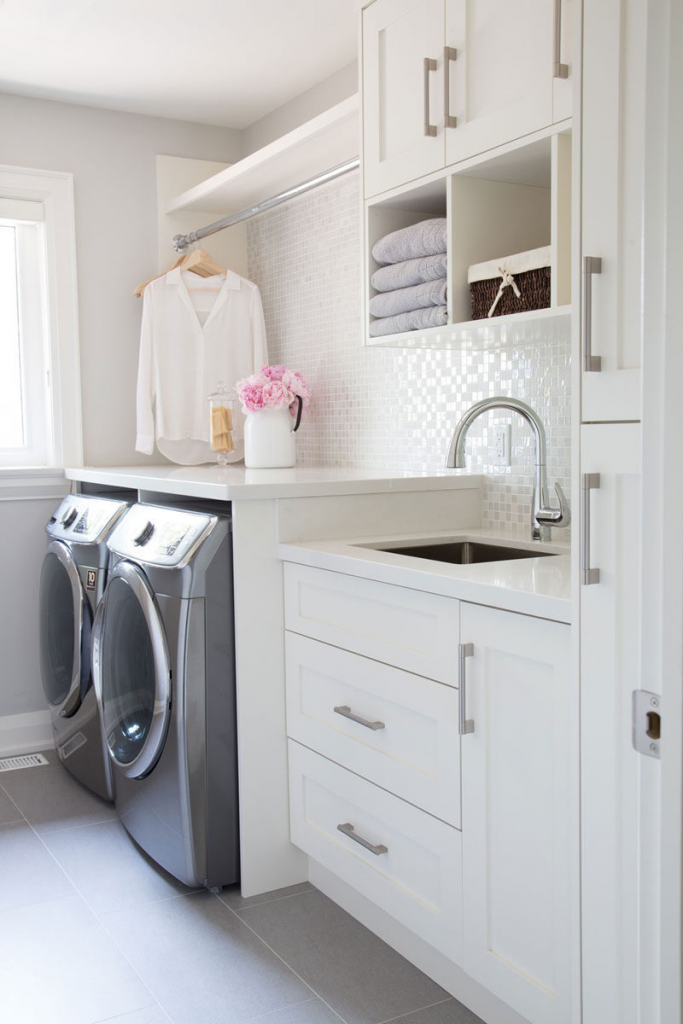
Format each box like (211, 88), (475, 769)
(0, 93), (240, 721)
(242, 62), (357, 155)
(0, 92), (242, 466)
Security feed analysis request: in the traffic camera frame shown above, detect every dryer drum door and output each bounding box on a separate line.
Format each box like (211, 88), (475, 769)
(93, 561), (171, 779)
(39, 540), (91, 718)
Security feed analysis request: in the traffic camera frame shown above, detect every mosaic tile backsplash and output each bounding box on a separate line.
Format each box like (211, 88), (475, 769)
(247, 171), (571, 534)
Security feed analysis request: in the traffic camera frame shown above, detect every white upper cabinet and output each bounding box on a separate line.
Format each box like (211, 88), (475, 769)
(362, 0), (571, 199)
(444, 0), (555, 168)
(362, 0), (445, 198)
(580, 0), (644, 422)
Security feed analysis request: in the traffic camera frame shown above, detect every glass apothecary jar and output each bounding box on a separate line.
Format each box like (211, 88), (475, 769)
(207, 384), (237, 466)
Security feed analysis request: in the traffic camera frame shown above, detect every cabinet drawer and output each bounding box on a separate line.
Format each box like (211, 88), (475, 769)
(284, 563), (459, 683)
(286, 632), (461, 826)
(289, 740), (462, 961)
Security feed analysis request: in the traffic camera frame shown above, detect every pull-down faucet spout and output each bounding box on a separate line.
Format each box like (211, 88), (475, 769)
(446, 396), (570, 542)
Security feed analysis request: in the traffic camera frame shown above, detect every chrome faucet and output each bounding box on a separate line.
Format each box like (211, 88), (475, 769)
(446, 396), (570, 542)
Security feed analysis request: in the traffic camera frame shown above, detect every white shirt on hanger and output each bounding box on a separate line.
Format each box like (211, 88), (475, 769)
(135, 266), (268, 465)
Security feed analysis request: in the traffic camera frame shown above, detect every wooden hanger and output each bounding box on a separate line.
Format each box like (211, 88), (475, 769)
(133, 249), (227, 298)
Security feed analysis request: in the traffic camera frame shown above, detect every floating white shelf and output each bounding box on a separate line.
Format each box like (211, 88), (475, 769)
(167, 95), (359, 217)
(365, 305), (572, 350)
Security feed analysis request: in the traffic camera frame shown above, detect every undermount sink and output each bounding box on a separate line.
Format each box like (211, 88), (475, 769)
(360, 540), (557, 565)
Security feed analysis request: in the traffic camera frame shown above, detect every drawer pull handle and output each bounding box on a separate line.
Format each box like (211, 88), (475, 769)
(337, 822), (388, 856)
(334, 705), (386, 731)
(458, 643), (474, 735)
(423, 57), (438, 137)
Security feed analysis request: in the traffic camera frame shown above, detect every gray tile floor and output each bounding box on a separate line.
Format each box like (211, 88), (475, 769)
(0, 755), (483, 1024)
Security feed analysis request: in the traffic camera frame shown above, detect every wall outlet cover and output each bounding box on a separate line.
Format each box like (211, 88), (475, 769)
(493, 424), (511, 466)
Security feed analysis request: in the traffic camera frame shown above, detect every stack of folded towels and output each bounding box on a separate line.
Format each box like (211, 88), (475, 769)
(369, 218), (448, 338)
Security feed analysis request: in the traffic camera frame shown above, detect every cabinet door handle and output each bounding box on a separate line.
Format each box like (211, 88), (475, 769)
(334, 705), (386, 731)
(553, 0), (569, 78)
(337, 822), (388, 856)
(582, 256), (603, 372)
(444, 46), (458, 128)
(423, 57), (438, 137)
(458, 642), (474, 734)
(581, 473), (601, 585)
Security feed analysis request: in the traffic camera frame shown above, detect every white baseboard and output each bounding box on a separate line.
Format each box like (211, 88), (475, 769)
(0, 710), (54, 757)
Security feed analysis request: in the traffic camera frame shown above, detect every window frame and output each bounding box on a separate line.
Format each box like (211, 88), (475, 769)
(0, 165), (82, 495)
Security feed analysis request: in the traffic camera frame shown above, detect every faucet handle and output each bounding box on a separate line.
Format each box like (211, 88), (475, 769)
(536, 482), (571, 528)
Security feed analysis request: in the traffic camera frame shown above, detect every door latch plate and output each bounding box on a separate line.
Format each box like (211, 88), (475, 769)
(632, 690), (661, 759)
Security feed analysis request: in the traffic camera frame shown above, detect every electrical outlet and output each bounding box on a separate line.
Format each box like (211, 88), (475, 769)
(493, 425), (511, 466)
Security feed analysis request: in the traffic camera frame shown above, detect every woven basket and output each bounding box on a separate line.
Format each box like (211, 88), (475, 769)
(468, 246), (551, 320)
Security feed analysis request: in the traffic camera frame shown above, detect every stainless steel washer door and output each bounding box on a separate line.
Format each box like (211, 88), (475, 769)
(39, 540), (89, 717)
(94, 561), (171, 779)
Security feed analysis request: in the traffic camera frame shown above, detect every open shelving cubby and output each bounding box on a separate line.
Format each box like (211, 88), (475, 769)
(364, 130), (572, 350)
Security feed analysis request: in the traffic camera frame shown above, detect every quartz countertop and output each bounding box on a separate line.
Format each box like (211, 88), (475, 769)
(64, 464), (485, 501)
(278, 526), (572, 623)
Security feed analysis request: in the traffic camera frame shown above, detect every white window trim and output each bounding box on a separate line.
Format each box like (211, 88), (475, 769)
(0, 164), (83, 494)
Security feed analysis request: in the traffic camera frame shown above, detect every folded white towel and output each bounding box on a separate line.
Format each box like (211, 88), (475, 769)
(369, 279), (447, 318)
(372, 218), (448, 265)
(369, 305), (448, 338)
(371, 253), (447, 292)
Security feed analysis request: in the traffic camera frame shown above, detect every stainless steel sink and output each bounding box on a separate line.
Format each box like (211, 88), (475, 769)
(361, 540), (557, 565)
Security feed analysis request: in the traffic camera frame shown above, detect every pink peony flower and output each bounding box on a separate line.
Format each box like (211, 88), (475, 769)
(236, 365), (311, 419)
(281, 369), (311, 403)
(237, 383), (266, 413)
(260, 364), (287, 381)
(261, 380), (292, 409)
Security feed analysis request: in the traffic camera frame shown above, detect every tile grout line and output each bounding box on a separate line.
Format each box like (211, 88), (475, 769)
(223, 884), (315, 913)
(22, 808), (174, 1024)
(374, 996), (457, 1024)
(214, 890), (351, 1024)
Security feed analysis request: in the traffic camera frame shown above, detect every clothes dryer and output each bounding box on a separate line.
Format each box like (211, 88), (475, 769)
(39, 494), (129, 800)
(92, 502), (239, 890)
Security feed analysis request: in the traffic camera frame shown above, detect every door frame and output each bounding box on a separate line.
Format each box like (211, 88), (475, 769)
(640, 0), (683, 1019)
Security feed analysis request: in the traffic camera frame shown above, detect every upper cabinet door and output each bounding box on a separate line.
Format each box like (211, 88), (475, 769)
(581, 0), (645, 422)
(362, 0), (445, 198)
(444, 0), (555, 168)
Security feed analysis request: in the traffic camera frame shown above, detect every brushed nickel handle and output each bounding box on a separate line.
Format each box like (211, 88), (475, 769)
(337, 822), (388, 856)
(444, 46), (458, 128)
(334, 705), (385, 731)
(553, 0), (569, 78)
(458, 642), (474, 734)
(581, 473), (601, 585)
(582, 256), (603, 371)
(424, 57), (437, 137)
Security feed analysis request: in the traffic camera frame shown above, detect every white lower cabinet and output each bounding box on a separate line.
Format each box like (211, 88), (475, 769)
(285, 631), (462, 826)
(459, 602), (574, 1024)
(284, 565), (575, 1023)
(288, 740), (463, 962)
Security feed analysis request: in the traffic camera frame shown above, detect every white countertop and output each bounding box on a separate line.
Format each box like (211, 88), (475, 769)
(65, 464), (485, 501)
(278, 527), (572, 623)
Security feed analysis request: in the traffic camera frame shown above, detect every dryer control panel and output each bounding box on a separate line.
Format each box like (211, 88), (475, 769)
(107, 504), (217, 568)
(47, 495), (129, 545)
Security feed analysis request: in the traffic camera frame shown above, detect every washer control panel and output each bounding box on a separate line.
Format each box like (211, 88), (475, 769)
(47, 495), (129, 544)
(107, 504), (216, 568)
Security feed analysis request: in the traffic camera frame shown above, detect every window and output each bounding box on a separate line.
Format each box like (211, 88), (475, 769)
(0, 198), (51, 466)
(0, 166), (82, 475)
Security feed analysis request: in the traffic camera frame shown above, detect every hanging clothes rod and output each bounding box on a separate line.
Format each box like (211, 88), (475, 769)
(172, 156), (360, 252)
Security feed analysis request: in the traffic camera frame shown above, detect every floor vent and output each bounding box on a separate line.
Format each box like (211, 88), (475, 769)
(0, 753), (49, 772)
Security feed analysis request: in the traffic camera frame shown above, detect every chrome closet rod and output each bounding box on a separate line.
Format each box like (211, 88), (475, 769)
(172, 157), (360, 252)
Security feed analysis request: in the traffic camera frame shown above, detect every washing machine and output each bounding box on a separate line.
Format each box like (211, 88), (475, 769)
(92, 502), (239, 890)
(39, 493), (130, 800)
